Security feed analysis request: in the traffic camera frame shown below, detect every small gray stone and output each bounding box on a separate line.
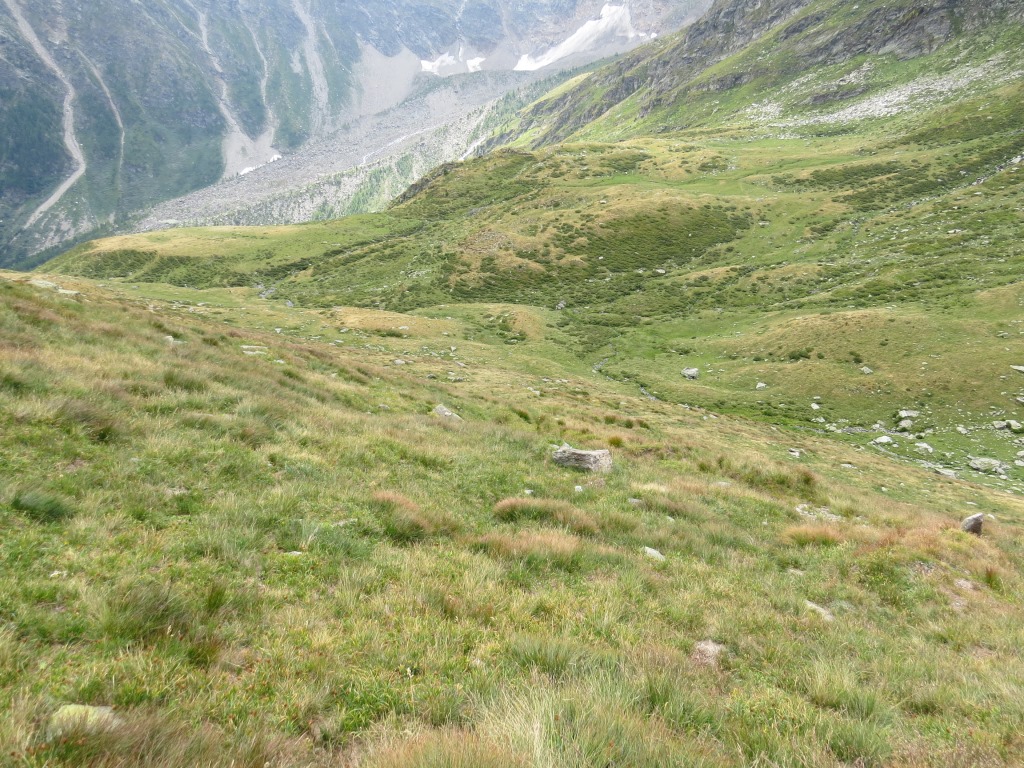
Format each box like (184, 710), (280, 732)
(872, 435), (894, 445)
(691, 639), (726, 668)
(860, 366), (873, 375)
(643, 546), (666, 562)
(756, 382), (767, 390)
(682, 368), (700, 380)
(897, 419), (914, 432)
(961, 513), (984, 535)
(805, 600), (835, 622)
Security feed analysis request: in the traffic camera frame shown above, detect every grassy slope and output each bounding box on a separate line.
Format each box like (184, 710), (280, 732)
(48, 27), (1024, 490)
(9, 5), (1024, 766)
(2, 271), (1024, 768)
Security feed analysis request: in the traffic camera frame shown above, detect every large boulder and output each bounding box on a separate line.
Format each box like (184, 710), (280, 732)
(552, 444), (612, 473)
(961, 513), (984, 535)
(969, 457), (1007, 474)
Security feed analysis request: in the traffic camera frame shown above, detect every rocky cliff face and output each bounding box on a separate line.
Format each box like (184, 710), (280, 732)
(502, 0), (1024, 147)
(0, 0), (709, 267)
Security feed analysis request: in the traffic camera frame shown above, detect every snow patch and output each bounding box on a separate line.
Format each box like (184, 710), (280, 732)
(239, 154), (283, 177)
(514, 4), (644, 72)
(467, 56), (486, 73)
(421, 52), (459, 75)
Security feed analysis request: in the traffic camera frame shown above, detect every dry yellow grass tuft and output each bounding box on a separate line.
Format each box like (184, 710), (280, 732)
(493, 497), (598, 535)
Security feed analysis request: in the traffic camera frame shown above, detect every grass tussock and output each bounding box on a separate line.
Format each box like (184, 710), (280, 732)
(366, 730), (524, 768)
(493, 497), (598, 535)
(369, 491), (459, 543)
(475, 529), (583, 564)
(23, 709), (309, 768)
(10, 489), (76, 523)
(784, 524), (845, 547)
(56, 399), (120, 443)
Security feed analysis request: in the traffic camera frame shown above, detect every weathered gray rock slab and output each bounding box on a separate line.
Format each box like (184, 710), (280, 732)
(961, 513), (984, 535)
(433, 404), (462, 421)
(552, 444), (612, 473)
(969, 457), (1007, 474)
(682, 367), (700, 380)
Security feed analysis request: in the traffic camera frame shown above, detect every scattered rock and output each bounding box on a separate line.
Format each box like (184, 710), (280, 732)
(898, 410), (921, 419)
(552, 444), (613, 473)
(29, 279), (58, 290)
(954, 578), (976, 591)
(961, 513), (984, 535)
(691, 639), (726, 668)
(805, 600), (835, 622)
(1008, 420), (1023, 434)
(47, 705), (121, 740)
(956, 426), (970, 435)
(992, 421), (1008, 430)
(796, 503), (841, 522)
(897, 419), (914, 432)
(433, 404), (462, 421)
(789, 448), (802, 458)
(860, 366), (873, 375)
(935, 468), (957, 479)
(643, 546), (666, 562)
(555, 300), (567, 310)
(682, 368), (700, 380)
(392, 359), (407, 366)
(914, 442), (934, 454)
(627, 498), (643, 506)
(756, 382), (767, 390)
(1011, 366), (1024, 375)
(872, 435), (894, 445)
(969, 457), (1007, 474)
(574, 485), (584, 493)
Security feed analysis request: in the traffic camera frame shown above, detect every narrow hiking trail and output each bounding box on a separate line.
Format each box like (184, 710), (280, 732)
(2, 0), (86, 229)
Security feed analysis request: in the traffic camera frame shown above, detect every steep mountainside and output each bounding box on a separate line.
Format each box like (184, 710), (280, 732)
(496, 0), (1024, 146)
(0, 0), (710, 268)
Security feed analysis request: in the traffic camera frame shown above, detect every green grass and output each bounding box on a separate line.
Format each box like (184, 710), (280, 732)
(6, 3), (1024, 765)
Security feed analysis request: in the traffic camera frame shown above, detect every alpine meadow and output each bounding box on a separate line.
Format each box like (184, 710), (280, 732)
(2, 0), (1024, 766)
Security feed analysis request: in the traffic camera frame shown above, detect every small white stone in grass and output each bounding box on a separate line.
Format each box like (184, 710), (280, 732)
(524, 490), (534, 496)
(48, 705), (121, 740)
(644, 547), (666, 562)
(575, 485), (584, 493)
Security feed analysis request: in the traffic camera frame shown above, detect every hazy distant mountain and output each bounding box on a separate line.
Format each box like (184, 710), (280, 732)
(0, 0), (709, 267)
